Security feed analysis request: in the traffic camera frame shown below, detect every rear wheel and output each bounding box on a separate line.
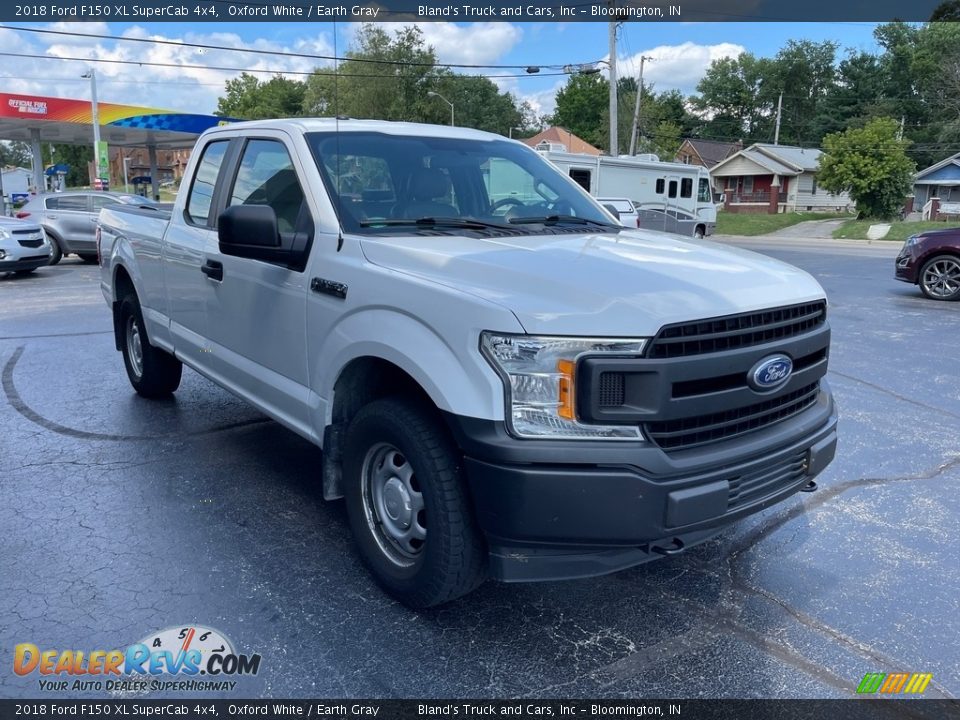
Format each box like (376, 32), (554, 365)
(919, 254), (960, 301)
(46, 234), (62, 265)
(119, 292), (182, 397)
(694, 225), (705, 239)
(343, 397), (486, 608)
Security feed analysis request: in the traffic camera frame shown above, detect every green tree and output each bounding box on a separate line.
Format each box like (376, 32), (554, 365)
(549, 73), (608, 150)
(0, 141), (32, 168)
(303, 25), (439, 122)
(216, 73), (307, 120)
(817, 118), (915, 219)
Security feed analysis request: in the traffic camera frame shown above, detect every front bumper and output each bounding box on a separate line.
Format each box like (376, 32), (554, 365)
(445, 384), (837, 582)
(0, 254), (50, 272)
(895, 245), (919, 283)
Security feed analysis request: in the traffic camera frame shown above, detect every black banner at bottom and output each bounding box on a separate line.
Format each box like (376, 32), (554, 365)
(0, 700), (958, 720)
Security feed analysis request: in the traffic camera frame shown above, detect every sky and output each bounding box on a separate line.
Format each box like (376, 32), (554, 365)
(0, 21), (885, 120)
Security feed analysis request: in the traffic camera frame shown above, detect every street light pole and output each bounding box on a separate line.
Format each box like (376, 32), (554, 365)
(81, 69), (102, 189)
(427, 91), (455, 127)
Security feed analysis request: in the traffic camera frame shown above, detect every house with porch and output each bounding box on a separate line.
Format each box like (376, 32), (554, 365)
(710, 143), (852, 214)
(911, 151), (960, 219)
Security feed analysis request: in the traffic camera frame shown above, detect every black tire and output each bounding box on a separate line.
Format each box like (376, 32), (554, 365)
(694, 225), (705, 239)
(343, 397), (486, 608)
(118, 292), (182, 397)
(79, 253), (98, 264)
(46, 234), (62, 265)
(918, 254), (960, 301)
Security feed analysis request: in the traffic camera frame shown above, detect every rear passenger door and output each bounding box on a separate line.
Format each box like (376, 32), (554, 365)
(201, 135), (313, 436)
(48, 195), (93, 253)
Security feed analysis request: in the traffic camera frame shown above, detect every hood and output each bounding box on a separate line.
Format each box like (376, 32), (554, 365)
(0, 216), (41, 231)
(359, 229), (826, 336)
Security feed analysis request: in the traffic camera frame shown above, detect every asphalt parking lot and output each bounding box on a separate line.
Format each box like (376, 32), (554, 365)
(1, 238), (958, 700)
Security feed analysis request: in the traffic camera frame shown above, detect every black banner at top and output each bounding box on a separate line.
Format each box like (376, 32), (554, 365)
(4, 0), (959, 23)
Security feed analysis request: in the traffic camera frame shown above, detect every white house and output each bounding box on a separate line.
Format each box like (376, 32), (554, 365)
(1, 166), (33, 196)
(710, 143), (853, 214)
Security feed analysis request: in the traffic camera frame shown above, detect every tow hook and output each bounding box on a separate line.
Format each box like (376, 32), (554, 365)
(650, 537), (686, 556)
(801, 480), (818, 493)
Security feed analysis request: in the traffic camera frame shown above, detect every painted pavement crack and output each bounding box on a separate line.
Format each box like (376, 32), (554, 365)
(3, 345), (271, 441)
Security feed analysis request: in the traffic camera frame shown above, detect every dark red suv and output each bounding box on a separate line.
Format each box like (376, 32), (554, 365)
(895, 227), (960, 301)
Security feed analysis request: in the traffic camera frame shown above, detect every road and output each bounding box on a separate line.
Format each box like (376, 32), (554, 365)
(1, 238), (958, 700)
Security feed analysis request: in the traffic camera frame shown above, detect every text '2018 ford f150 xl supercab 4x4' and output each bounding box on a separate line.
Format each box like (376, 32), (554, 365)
(98, 119), (837, 608)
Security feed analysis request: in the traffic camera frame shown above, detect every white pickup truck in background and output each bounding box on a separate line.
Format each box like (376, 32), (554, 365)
(98, 119), (837, 607)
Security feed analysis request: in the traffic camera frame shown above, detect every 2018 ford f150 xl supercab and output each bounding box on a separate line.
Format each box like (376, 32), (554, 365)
(98, 119), (837, 608)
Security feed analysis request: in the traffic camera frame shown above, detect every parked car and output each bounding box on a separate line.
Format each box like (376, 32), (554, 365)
(17, 192), (155, 265)
(0, 216), (51, 276)
(895, 227), (960, 301)
(596, 197), (640, 228)
(98, 119), (836, 608)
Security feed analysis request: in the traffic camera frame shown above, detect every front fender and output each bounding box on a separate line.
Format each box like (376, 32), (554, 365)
(312, 308), (515, 431)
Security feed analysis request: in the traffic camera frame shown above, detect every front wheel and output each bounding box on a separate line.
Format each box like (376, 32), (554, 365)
(919, 254), (960, 301)
(694, 225), (705, 239)
(343, 397), (486, 608)
(46, 234), (62, 265)
(119, 293), (183, 397)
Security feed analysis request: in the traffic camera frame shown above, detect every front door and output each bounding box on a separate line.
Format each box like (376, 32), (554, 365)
(200, 135), (312, 435)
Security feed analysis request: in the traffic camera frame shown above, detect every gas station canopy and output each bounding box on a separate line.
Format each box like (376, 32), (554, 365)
(0, 91), (228, 148)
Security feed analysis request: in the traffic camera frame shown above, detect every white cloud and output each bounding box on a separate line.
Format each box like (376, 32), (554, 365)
(1, 23), (334, 115)
(619, 42), (745, 95)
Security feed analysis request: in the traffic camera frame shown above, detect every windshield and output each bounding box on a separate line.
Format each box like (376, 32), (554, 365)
(306, 131), (618, 235)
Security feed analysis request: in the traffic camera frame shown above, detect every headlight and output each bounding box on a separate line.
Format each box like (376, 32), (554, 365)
(905, 234), (920, 247)
(481, 332), (647, 440)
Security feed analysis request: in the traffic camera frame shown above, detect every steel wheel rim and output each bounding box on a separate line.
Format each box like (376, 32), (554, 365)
(360, 442), (426, 567)
(922, 258), (960, 299)
(126, 316), (144, 379)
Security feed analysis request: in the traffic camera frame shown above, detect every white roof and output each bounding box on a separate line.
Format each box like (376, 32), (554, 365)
(202, 117), (505, 142)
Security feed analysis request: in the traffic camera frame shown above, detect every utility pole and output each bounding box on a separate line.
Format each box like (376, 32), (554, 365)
(773, 92), (783, 145)
(629, 55), (653, 156)
(608, 15), (618, 157)
(897, 115), (905, 141)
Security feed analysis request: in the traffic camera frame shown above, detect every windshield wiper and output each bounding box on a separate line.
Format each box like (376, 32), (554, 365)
(359, 217), (512, 230)
(507, 214), (619, 229)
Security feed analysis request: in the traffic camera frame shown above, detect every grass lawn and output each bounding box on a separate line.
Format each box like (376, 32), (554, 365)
(832, 219), (959, 242)
(715, 211), (851, 236)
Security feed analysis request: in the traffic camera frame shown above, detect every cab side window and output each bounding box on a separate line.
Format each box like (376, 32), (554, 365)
(186, 140), (229, 226)
(229, 139), (305, 234)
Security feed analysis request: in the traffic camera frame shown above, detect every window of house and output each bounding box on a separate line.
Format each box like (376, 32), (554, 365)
(811, 175), (818, 195)
(743, 177), (754, 193)
(186, 140), (229, 226)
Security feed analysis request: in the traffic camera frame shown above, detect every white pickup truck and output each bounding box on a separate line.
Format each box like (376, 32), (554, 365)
(98, 119), (837, 607)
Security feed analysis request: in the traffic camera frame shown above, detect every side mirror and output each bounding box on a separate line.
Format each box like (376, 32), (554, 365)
(217, 204), (312, 271)
(601, 203), (621, 221)
(218, 204), (281, 249)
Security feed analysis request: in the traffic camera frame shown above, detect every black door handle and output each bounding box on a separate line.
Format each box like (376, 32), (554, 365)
(201, 260), (223, 282)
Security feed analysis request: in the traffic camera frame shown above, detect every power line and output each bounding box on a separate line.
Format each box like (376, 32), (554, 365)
(0, 50), (570, 80)
(2, 24), (587, 72)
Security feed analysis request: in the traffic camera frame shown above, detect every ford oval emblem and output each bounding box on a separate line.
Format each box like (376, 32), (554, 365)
(748, 355), (793, 392)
